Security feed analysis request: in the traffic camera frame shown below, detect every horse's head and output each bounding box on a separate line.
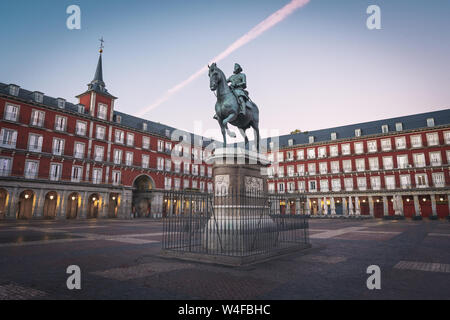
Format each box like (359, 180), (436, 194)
(208, 63), (219, 91)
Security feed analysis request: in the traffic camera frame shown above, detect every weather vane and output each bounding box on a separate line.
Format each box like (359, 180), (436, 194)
(99, 37), (105, 53)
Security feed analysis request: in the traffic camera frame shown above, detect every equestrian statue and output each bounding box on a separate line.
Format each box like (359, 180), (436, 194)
(208, 63), (260, 152)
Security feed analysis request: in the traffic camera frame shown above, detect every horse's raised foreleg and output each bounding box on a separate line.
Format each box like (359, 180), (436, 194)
(222, 113), (237, 138)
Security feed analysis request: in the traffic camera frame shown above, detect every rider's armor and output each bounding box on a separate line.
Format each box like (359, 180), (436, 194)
(227, 63), (249, 116)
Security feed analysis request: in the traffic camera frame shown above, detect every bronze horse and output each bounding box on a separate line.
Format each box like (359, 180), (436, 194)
(208, 63), (260, 152)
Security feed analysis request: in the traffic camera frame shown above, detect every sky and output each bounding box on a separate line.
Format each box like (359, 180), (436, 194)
(1, 0), (449, 142)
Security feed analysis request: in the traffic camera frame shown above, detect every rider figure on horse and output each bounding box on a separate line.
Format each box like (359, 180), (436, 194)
(227, 63), (249, 116)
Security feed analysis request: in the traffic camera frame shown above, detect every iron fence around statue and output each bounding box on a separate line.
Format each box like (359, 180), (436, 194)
(162, 189), (309, 260)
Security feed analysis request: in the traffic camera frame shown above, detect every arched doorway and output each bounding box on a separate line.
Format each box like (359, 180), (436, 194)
(18, 190), (35, 219)
(108, 193), (119, 218)
(66, 193), (79, 219)
(0, 189), (8, 219)
(43, 191), (58, 219)
(133, 175), (154, 218)
(87, 194), (100, 219)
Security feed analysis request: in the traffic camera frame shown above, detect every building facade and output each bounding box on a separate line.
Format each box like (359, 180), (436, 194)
(266, 109), (450, 219)
(0, 52), (215, 220)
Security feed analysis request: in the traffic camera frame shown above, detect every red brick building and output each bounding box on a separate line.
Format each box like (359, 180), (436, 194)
(0, 51), (215, 220)
(265, 109), (450, 219)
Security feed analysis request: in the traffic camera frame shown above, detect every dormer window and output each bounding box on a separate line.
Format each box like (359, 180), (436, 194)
(395, 122), (403, 131)
(381, 125), (389, 134)
(8, 84), (19, 96)
(142, 122), (148, 131)
(97, 103), (108, 120)
(355, 129), (361, 137)
(57, 98), (66, 109)
(427, 118), (435, 127)
(165, 129), (171, 137)
(115, 115), (122, 124)
(288, 139), (294, 146)
(77, 104), (85, 114)
(330, 132), (337, 140)
(309, 136), (315, 144)
(33, 91), (44, 103)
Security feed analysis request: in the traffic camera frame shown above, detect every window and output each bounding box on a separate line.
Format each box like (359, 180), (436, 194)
(157, 140), (164, 152)
(354, 142), (364, 154)
(309, 136), (315, 143)
(370, 176), (381, 190)
(277, 166), (284, 177)
(308, 163), (316, 175)
(447, 150), (450, 163)
(125, 152), (134, 166)
(355, 129), (361, 137)
(381, 138), (391, 151)
(331, 179), (341, 191)
(415, 174), (428, 188)
(357, 177), (367, 190)
(30, 110), (45, 127)
(400, 175), (411, 189)
(52, 138), (64, 156)
(115, 130), (124, 144)
(432, 172), (445, 187)
(74, 142), (85, 159)
(174, 161), (180, 173)
(297, 149), (304, 160)
(287, 165), (294, 177)
(164, 177), (172, 190)
(268, 183), (275, 193)
(287, 182), (295, 193)
(297, 164), (305, 176)
(201, 165), (206, 176)
(356, 158), (365, 172)
(183, 162), (190, 174)
(319, 162), (327, 174)
(57, 98), (66, 109)
(369, 157), (379, 171)
(395, 137), (406, 149)
(426, 133), (439, 146)
(429, 152), (442, 166)
(427, 118), (435, 127)
(33, 92), (43, 103)
(184, 179), (190, 189)
(395, 122), (403, 131)
(4, 104), (19, 121)
(157, 157), (164, 171)
(0, 128), (17, 148)
(309, 181), (317, 192)
(24, 160), (38, 179)
(94, 146), (104, 161)
(286, 151), (294, 161)
(277, 182), (285, 193)
(307, 148), (316, 159)
(8, 85), (19, 96)
(383, 156), (393, 170)
(344, 178), (353, 191)
(97, 104), (108, 120)
(174, 178), (181, 190)
(92, 168), (102, 184)
(166, 159), (172, 172)
(126, 133), (134, 147)
(343, 160), (352, 172)
(165, 142), (172, 153)
(397, 155), (409, 169)
(49, 163), (62, 181)
(28, 134), (43, 152)
(288, 139), (293, 146)
(77, 104), (85, 114)
(329, 145), (338, 157)
(112, 171), (121, 185)
(444, 131), (450, 144)
(381, 125), (389, 133)
(367, 140), (377, 153)
(142, 155), (149, 169)
(142, 122), (148, 131)
(298, 181), (305, 192)
(385, 176), (396, 190)
(142, 137), (150, 149)
(76, 121), (87, 136)
(318, 147), (326, 158)
(96, 126), (106, 140)
(410, 135), (422, 148)
(320, 180), (329, 192)
(413, 153), (426, 167)
(0, 157), (12, 177)
(55, 116), (67, 131)
(277, 152), (284, 163)
(330, 161), (339, 173)
(330, 132), (337, 140)
(113, 149), (123, 164)
(71, 166), (83, 182)
(341, 144), (350, 155)
(207, 167), (212, 177)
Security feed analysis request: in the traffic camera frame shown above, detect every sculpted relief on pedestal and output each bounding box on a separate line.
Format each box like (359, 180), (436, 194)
(245, 176), (263, 194)
(215, 175), (230, 196)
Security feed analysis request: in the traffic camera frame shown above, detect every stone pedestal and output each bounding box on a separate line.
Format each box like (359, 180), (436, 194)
(204, 148), (275, 253)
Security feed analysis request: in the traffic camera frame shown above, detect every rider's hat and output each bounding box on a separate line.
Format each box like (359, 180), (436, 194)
(234, 63), (243, 73)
